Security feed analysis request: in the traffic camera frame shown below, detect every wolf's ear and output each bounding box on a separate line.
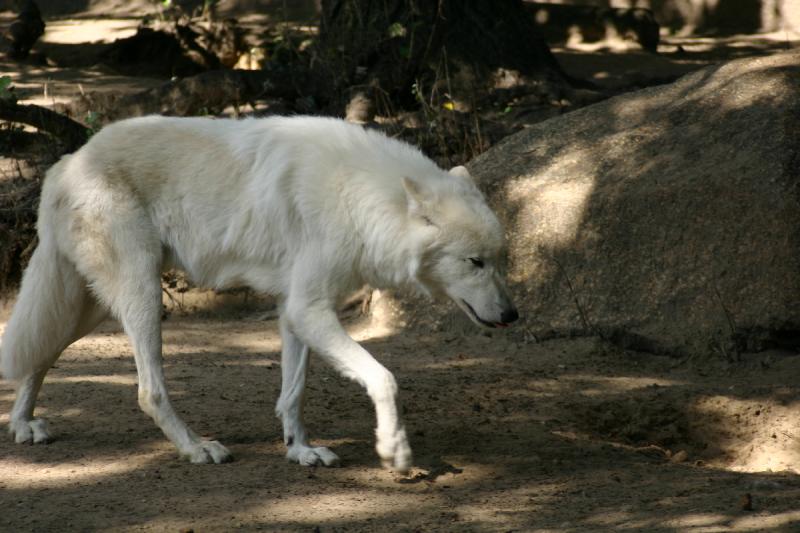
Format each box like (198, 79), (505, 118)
(449, 165), (474, 183)
(402, 177), (435, 221)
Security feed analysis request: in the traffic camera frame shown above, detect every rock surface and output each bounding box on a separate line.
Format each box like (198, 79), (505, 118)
(465, 50), (800, 355)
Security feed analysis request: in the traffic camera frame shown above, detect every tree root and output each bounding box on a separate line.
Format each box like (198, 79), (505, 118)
(0, 100), (89, 152)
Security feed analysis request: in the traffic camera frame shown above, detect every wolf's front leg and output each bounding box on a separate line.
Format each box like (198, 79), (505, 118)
(285, 302), (412, 473)
(275, 315), (340, 467)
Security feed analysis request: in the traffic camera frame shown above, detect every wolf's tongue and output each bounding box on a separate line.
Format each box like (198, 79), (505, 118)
(494, 322), (509, 328)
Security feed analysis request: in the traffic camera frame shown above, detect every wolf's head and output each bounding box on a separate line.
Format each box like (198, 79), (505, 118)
(403, 166), (518, 328)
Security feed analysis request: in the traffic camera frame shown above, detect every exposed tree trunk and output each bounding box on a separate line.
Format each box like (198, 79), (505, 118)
(317, 0), (568, 107)
(1, 0), (45, 60)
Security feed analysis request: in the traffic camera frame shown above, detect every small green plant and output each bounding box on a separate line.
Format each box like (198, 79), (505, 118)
(387, 22), (407, 39)
(0, 76), (15, 101)
(410, 57), (487, 167)
(85, 111), (102, 137)
(387, 22), (411, 58)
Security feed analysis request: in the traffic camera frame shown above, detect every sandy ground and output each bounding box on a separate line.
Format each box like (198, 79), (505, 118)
(0, 16), (159, 108)
(1, 306), (799, 532)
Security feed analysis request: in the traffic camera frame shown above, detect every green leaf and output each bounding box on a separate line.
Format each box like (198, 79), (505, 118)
(0, 76), (14, 100)
(85, 110), (102, 137)
(387, 22), (407, 39)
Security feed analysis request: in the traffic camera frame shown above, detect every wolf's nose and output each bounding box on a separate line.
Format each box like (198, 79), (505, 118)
(501, 308), (519, 324)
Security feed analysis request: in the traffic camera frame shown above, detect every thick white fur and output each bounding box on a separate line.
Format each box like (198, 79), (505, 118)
(0, 115), (515, 470)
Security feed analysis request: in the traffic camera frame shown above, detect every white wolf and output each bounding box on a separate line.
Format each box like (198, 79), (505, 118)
(0, 115), (517, 471)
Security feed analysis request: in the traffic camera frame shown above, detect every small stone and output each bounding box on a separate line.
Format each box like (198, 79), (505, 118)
(740, 493), (754, 511)
(670, 450), (689, 463)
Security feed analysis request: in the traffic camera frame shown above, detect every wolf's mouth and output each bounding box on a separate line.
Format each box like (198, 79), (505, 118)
(460, 299), (509, 329)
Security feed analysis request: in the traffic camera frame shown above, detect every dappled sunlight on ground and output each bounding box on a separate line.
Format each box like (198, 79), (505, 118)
(1, 61), (163, 107)
(554, 30), (800, 93)
(49, 374), (138, 386)
(1, 317), (798, 530)
(0, 16), (162, 107)
(663, 31), (800, 56)
(658, 509), (800, 532)
(42, 19), (139, 44)
(422, 356), (496, 370)
(560, 373), (685, 396)
(691, 395), (800, 473)
(257, 490), (441, 524)
(729, 509), (800, 531)
(2, 443), (170, 489)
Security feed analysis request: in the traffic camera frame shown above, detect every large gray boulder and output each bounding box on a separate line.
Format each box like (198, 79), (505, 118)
(467, 50), (800, 356)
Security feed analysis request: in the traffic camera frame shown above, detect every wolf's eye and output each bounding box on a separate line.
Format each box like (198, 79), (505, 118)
(468, 257), (484, 268)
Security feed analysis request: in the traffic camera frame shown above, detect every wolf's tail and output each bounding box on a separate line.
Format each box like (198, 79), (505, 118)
(0, 237), (88, 382)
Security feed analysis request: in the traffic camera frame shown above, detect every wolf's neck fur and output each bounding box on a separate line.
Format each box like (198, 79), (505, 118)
(354, 202), (428, 296)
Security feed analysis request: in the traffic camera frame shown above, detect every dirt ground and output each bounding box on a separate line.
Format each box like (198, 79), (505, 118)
(1, 304), (799, 532)
(1, 7), (800, 533)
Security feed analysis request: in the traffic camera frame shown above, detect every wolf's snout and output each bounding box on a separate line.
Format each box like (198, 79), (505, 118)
(501, 308), (519, 324)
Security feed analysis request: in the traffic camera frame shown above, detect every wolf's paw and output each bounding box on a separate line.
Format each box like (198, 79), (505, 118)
(184, 440), (233, 464)
(376, 427), (412, 474)
(286, 444), (341, 467)
(9, 418), (52, 444)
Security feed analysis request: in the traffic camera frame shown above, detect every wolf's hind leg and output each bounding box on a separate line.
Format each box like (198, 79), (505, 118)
(4, 244), (108, 444)
(82, 236), (231, 464)
(9, 370), (51, 443)
(275, 315), (340, 467)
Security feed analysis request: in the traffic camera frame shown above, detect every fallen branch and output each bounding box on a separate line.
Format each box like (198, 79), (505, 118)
(0, 99), (89, 152)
